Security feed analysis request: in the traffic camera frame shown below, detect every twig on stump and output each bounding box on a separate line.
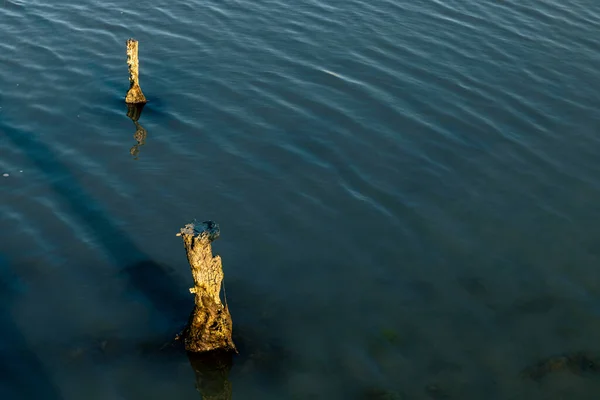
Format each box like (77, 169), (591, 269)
(177, 221), (236, 353)
(125, 38), (147, 104)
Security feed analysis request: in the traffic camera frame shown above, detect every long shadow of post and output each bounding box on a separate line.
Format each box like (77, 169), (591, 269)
(1, 120), (188, 321)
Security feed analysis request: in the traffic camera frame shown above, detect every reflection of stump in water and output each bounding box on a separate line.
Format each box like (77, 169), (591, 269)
(177, 220), (236, 353)
(130, 121), (147, 159)
(521, 352), (600, 381)
(126, 104), (148, 159)
(188, 350), (233, 400)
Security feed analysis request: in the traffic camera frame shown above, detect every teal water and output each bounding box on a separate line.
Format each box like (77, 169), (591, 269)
(2, 0), (600, 398)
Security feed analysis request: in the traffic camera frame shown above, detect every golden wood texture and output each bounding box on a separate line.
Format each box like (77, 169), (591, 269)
(178, 221), (236, 353)
(125, 39), (147, 104)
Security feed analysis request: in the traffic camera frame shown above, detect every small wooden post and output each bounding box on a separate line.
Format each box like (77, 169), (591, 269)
(125, 39), (147, 104)
(177, 221), (236, 353)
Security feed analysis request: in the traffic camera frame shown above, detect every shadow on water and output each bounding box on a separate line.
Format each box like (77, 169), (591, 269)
(126, 103), (148, 159)
(0, 256), (62, 399)
(122, 259), (189, 322)
(1, 119), (192, 392)
(1, 119), (187, 323)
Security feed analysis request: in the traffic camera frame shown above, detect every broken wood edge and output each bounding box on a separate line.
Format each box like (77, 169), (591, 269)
(178, 220), (237, 354)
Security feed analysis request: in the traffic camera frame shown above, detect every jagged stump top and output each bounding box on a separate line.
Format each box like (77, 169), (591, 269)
(179, 221), (221, 242)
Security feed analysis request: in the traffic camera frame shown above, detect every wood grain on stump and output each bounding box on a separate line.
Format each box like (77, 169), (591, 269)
(125, 39), (147, 104)
(178, 221), (236, 353)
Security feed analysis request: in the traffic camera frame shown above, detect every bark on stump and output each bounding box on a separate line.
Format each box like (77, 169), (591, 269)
(178, 221), (236, 353)
(125, 39), (147, 104)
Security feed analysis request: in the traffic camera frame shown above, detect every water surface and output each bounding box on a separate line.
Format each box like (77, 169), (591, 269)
(2, 0), (600, 398)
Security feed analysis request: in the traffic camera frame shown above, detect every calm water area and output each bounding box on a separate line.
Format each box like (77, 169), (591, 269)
(2, 0), (600, 398)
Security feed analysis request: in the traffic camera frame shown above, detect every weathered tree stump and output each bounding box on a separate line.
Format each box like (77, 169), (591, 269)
(125, 39), (147, 104)
(177, 221), (236, 353)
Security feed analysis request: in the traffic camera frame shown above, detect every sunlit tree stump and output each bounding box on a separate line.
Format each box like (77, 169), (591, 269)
(125, 39), (147, 104)
(177, 221), (236, 353)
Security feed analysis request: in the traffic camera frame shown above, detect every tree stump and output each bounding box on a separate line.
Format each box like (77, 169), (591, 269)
(125, 39), (147, 104)
(178, 221), (236, 353)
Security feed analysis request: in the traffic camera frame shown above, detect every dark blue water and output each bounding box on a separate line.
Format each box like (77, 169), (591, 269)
(2, 0), (600, 398)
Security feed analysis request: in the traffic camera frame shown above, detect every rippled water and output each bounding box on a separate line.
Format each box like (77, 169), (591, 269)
(2, 0), (600, 398)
